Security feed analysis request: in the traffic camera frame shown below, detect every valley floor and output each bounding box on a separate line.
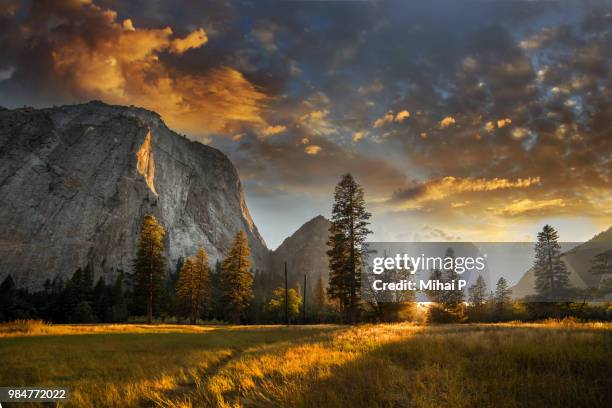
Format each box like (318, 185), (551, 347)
(0, 321), (610, 407)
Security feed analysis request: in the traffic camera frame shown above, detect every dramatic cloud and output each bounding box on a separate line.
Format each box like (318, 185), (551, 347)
(2, 0), (610, 245)
(390, 177), (541, 207)
(170, 28), (208, 54)
(496, 198), (566, 217)
(0, 0), (268, 136)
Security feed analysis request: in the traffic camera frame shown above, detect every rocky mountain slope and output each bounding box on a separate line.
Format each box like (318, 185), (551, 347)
(270, 215), (331, 289)
(511, 227), (612, 299)
(0, 101), (268, 288)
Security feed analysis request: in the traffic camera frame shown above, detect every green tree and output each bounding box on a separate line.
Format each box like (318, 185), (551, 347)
(468, 275), (487, 307)
(425, 268), (445, 303)
(68, 301), (96, 323)
(0, 275), (18, 321)
(220, 230), (253, 323)
(210, 260), (224, 321)
(133, 214), (167, 324)
(108, 273), (128, 322)
(92, 277), (110, 322)
(265, 286), (302, 322)
(363, 259), (416, 323)
(176, 247), (211, 324)
(313, 275), (327, 320)
(589, 249), (612, 292)
(327, 174), (372, 324)
(533, 225), (572, 302)
(494, 277), (512, 315)
(440, 248), (464, 312)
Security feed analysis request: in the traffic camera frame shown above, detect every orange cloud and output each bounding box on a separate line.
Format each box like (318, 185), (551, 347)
(391, 176), (541, 206)
(352, 131), (367, 142)
(512, 127), (529, 140)
(374, 112), (395, 128)
(262, 125), (287, 137)
(439, 116), (456, 129)
(170, 28), (208, 54)
(394, 110), (411, 122)
(304, 145), (322, 155)
(26, 1), (267, 136)
(373, 110), (410, 128)
(495, 198), (566, 217)
(497, 118), (512, 128)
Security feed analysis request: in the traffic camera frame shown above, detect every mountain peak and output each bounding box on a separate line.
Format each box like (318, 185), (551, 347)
(270, 215), (331, 287)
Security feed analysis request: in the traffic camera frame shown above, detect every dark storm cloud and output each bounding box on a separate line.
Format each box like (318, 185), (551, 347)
(0, 0), (269, 134)
(234, 130), (407, 198)
(0, 0), (610, 231)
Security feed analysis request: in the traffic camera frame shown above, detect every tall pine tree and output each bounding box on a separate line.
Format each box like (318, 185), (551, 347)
(313, 275), (327, 321)
(132, 214), (167, 324)
(468, 275), (487, 308)
(327, 174), (371, 324)
(176, 247), (211, 324)
(440, 248), (464, 312)
(220, 230), (253, 323)
(533, 225), (572, 302)
(494, 277), (512, 305)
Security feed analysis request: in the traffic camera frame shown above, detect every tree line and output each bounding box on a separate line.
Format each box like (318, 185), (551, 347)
(1, 174), (611, 324)
(0, 215), (335, 324)
(323, 174), (612, 324)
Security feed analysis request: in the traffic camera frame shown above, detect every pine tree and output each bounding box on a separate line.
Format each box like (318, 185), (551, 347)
(109, 273), (128, 322)
(441, 248), (464, 311)
(313, 275), (327, 320)
(0, 275), (17, 321)
(494, 277), (512, 311)
(533, 224), (572, 302)
(426, 268), (445, 303)
(92, 277), (109, 322)
(327, 174), (372, 324)
(327, 223), (350, 314)
(132, 214), (167, 324)
(220, 230), (253, 323)
(468, 275), (487, 307)
(589, 249), (612, 279)
(210, 260), (223, 320)
(176, 247), (211, 324)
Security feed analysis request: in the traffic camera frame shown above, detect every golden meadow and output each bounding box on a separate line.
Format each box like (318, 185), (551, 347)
(1, 320), (611, 407)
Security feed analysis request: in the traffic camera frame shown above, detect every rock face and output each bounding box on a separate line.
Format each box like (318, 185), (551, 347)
(270, 215), (331, 289)
(0, 101), (269, 288)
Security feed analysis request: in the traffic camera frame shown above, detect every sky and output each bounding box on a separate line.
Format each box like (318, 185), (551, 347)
(1, 0), (611, 249)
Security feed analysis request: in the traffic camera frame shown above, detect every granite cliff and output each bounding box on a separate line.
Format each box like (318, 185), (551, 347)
(0, 102), (269, 288)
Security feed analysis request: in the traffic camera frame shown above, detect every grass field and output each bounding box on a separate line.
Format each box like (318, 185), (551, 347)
(0, 321), (610, 407)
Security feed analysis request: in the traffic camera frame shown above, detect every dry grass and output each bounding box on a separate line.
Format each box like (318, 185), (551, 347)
(1, 321), (610, 407)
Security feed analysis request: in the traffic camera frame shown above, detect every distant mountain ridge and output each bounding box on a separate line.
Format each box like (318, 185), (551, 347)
(269, 215), (331, 289)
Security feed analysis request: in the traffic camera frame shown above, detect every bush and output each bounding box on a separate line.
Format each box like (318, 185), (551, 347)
(428, 304), (463, 323)
(68, 301), (96, 323)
